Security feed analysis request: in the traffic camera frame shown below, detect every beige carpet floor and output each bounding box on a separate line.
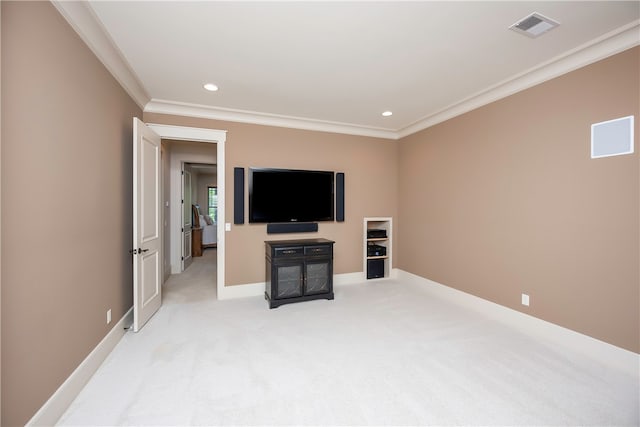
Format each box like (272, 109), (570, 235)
(57, 249), (639, 426)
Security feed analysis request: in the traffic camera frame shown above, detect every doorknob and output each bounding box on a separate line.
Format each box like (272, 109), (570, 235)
(129, 248), (149, 255)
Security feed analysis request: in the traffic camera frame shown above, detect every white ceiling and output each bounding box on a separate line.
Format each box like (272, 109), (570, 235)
(60, 1), (639, 139)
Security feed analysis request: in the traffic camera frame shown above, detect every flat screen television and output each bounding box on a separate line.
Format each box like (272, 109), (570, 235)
(249, 168), (334, 223)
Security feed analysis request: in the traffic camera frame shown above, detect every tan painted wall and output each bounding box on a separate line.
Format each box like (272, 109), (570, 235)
(397, 47), (640, 353)
(1, 2), (142, 425)
(2, 4), (636, 426)
(143, 113), (399, 286)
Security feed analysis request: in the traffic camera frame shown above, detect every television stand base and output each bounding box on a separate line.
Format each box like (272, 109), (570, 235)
(265, 292), (334, 308)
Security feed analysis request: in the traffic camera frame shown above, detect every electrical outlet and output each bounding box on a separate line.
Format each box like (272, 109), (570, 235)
(225, 223), (231, 232)
(521, 294), (530, 306)
(107, 309), (112, 324)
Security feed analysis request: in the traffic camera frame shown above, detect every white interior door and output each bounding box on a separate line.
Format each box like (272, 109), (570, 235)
(133, 118), (162, 332)
(181, 167), (192, 271)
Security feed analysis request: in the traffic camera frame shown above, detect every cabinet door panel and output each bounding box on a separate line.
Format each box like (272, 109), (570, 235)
(275, 264), (303, 298)
(304, 261), (330, 295)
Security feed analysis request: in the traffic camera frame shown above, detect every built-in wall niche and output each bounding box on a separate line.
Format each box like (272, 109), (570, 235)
(363, 217), (392, 280)
(591, 115), (634, 159)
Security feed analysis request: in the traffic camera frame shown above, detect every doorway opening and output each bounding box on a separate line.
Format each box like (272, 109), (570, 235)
(148, 123), (226, 300)
(184, 162), (218, 270)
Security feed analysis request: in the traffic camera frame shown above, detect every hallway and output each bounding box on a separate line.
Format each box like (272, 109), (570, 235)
(167, 248), (217, 303)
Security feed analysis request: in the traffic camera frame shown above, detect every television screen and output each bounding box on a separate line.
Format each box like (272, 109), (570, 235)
(249, 168), (334, 223)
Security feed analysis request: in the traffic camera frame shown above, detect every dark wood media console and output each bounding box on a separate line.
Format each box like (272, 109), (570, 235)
(265, 238), (335, 308)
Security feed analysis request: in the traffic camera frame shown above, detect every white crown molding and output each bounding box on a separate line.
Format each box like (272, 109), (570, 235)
(147, 16), (638, 141)
(144, 99), (398, 140)
(50, 0), (150, 110)
(397, 20), (640, 139)
(53, 0), (637, 140)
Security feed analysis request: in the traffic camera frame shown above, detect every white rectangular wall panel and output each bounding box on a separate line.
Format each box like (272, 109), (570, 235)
(591, 115), (634, 158)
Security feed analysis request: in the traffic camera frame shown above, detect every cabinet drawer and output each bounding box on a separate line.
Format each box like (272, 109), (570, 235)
(274, 247), (304, 257)
(304, 245), (331, 256)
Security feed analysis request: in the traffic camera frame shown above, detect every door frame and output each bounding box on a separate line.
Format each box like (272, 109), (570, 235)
(147, 124), (227, 296)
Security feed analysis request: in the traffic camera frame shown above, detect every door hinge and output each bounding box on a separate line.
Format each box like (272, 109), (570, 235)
(181, 227), (184, 233)
(181, 256), (184, 261)
(181, 170), (184, 175)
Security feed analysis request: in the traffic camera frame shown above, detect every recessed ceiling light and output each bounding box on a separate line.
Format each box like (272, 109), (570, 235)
(382, 111), (393, 117)
(203, 83), (219, 92)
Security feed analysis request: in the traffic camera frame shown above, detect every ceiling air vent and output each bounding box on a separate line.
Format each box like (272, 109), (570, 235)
(510, 12), (560, 38)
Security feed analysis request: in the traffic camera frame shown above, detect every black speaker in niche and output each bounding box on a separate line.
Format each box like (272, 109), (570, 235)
(367, 258), (384, 279)
(336, 172), (345, 222)
(234, 167), (244, 224)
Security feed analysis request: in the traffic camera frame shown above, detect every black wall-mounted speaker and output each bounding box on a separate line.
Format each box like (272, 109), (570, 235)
(267, 222), (318, 234)
(234, 167), (244, 224)
(336, 172), (345, 222)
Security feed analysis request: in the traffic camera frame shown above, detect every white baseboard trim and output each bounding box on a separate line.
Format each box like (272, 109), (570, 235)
(26, 308), (134, 426)
(397, 270), (639, 376)
(334, 271), (364, 285)
(339, 268), (401, 283)
(218, 281), (264, 300)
